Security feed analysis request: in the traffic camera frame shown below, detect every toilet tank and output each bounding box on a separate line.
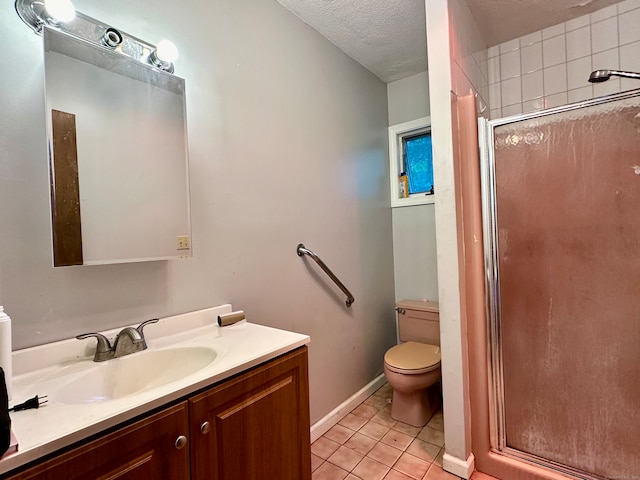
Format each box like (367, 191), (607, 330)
(396, 300), (440, 346)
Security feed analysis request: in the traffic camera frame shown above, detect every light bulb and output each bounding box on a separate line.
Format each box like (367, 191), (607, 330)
(155, 40), (179, 63)
(44, 0), (76, 22)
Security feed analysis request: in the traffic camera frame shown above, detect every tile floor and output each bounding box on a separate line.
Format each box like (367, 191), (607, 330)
(311, 383), (458, 480)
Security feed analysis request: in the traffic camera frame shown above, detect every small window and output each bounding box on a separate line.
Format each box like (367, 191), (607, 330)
(389, 117), (434, 207)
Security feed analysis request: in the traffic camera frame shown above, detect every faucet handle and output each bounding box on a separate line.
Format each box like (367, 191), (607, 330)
(76, 333), (113, 362)
(136, 318), (159, 337)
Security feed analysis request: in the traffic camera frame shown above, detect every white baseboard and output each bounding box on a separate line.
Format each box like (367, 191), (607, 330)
(443, 452), (475, 479)
(310, 374), (387, 443)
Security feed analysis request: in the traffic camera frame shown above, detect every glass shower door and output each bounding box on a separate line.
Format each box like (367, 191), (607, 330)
(481, 90), (640, 480)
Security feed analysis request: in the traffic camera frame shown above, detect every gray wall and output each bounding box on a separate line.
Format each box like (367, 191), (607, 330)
(0, 0), (396, 423)
(387, 72), (439, 303)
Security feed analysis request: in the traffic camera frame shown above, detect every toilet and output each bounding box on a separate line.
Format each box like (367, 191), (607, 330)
(383, 300), (441, 427)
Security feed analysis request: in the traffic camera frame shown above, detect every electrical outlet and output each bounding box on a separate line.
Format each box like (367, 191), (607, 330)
(176, 235), (190, 250)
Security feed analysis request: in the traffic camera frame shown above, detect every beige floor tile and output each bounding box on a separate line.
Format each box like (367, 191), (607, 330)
(312, 461), (349, 480)
(352, 457), (390, 480)
(470, 472), (499, 480)
(393, 452), (430, 480)
(339, 413), (369, 431)
(385, 469), (415, 480)
(392, 421), (422, 437)
(435, 447), (444, 467)
(367, 442), (403, 467)
(325, 424), (356, 444)
(352, 403), (379, 419)
(427, 411), (444, 432)
(374, 383), (393, 399)
(406, 439), (441, 463)
(328, 446), (365, 472)
(344, 432), (378, 455)
(423, 464), (460, 479)
(346, 475), (363, 480)
(312, 453), (324, 472)
(365, 394), (391, 410)
(417, 426), (445, 447)
(360, 420), (391, 441)
(312, 436), (341, 459)
(372, 408), (398, 428)
(381, 429), (414, 451)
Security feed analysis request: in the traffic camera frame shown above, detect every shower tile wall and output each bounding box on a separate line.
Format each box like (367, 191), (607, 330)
(488, 0), (640, 119)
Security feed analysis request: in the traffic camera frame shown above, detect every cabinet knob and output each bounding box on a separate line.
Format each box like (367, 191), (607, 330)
(175, 435), (188, 450)
(200, 421), (211, 434)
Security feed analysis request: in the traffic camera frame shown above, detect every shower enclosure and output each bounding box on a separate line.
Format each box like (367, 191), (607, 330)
(478, 89), (640, 480)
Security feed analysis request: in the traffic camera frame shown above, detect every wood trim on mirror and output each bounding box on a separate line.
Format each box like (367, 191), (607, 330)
(51, 109), (83, 267)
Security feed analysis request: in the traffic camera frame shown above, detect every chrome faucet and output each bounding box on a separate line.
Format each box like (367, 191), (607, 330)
(76, 318), (159, 362)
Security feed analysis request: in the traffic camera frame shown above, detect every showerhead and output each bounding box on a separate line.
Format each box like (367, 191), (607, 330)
(589, 69), (640, 83)
(588, 70), (611, 83)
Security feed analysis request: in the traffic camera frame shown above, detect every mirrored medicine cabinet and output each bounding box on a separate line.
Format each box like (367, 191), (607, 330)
(42, 24), (191, 267)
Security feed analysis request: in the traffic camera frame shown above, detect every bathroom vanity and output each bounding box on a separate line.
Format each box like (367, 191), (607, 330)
(0, 305), (311, 479)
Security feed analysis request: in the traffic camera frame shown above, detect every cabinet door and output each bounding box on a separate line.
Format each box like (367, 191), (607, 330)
(190, 347), (311, 480)
(6, 402), (190, 480)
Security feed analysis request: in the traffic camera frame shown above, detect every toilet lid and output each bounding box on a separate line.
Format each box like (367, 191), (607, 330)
(384, 341), (441, 373)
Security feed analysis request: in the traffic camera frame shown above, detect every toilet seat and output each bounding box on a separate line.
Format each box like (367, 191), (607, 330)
(384, 341), (441, 374)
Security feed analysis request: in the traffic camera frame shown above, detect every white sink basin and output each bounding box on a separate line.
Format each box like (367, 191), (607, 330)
(53, 346), (217, 404)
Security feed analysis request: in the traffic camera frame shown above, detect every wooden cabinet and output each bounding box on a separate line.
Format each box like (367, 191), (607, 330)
(5, 403), (190, 479)
(3, 347), (310, 480)
(189, 346), (311, 480)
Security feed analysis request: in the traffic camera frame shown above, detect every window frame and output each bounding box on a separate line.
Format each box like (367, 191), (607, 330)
(388, 116), (434, 208)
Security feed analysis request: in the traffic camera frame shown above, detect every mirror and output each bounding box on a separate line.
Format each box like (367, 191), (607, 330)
(44, 26), (191, 267)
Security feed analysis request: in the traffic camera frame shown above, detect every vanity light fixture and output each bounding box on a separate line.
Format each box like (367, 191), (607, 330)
(14, 0), (180, 75)
(148, 39), (179, 73)
(43, 0), (75, 23)
(100, 27), (123, 49)
(15, 0), (73, 33)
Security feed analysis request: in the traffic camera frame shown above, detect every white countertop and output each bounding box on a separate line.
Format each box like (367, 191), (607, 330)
(0, 304), (310, 475)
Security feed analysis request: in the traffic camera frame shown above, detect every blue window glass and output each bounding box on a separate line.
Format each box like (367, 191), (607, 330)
(403, 133), (433, 195)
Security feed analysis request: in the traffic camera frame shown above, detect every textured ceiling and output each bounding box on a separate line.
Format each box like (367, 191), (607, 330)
(276, 0), (622, 84)
(275, 0), (427, 83)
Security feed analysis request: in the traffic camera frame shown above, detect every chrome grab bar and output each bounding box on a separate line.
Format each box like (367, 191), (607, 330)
(297, 243), (355, 307)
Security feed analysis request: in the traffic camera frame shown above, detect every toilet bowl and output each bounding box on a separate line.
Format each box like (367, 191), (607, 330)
(384, 300), (441, 427)
(384, 341), (441, 427)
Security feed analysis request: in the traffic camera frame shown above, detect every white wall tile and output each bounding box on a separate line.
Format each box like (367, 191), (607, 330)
(499, 38), (520, 54)
(566, 14), (590, 31)
(543, 35), (567, 67)
(590, 4), (617, 22)
(618, 0), (640, 14)
(489, 108), (502, 120)
(488, 45), (500, 58)
(567, 56), (592, 90)
(488, 56), (501, 84)
(521, 42), (543, 73)
(520, 31), (542, 47)
(489, 82), (502, 109)
(545, 92), (568, 108)
(543, 23), (565, 39)
(502, 103), (523, 116)
(522, 70), (543, 101)
(568, 86), (594, 103)
(500, 50), (521, 78)
(522, 98), (546, 113)
(501, 76), (522, 106)
(619, 7), (640, 45)
(591, 16), (619, 53)
(566, 26), (591, 61)
(620, 78), (640, 91)
(593, 77), (621, 96)
(592, 47), (620, 71)
(620, 41), (640, 71)
(544, 63), (568, 95)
